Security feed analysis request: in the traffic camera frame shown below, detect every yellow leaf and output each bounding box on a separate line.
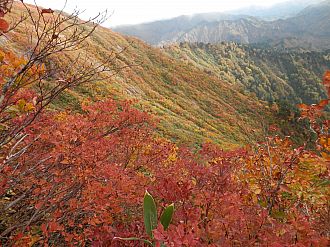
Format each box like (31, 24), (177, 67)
(24, 103), (35, 112)
(17, 99), (26, 111)
(321, 152), (330, 161)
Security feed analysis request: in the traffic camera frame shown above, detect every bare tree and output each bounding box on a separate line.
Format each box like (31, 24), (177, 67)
(0, 0), (129, 148)
(0, 0), (131, 240)
(0, 0), (13, 15)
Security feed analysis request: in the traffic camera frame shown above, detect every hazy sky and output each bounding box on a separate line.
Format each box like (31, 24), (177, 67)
(25, 0), (289, 27)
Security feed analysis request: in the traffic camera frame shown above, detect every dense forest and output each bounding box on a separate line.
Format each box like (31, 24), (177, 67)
(165, 42), (329, 104)
(0, 1), (329, 247)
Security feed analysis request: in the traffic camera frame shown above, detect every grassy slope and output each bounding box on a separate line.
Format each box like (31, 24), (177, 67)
(2, 4), (275, 148)
(164, 42), (329, 104)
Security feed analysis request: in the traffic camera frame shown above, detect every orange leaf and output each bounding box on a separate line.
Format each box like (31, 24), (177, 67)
(53, 209), (63, 218)
(297, 104), (309, 110)
(0, 18), (9, 32)
(323, 71), (330, 87)
(67, 219), (75, 227)
(41, 8), (54, 14)
(318, 99), (329, 108)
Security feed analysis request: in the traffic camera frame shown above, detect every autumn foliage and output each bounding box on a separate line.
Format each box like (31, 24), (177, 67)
(0, 1), (329, 247)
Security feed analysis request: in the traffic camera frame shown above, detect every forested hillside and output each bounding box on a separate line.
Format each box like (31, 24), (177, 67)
(1, 3), (276, 148)
(165, 42), (329, 104)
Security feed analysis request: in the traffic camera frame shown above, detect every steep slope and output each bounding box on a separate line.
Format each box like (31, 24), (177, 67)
(164, 42), (329, 104)
(114, 1), (330, 50)
(165, 1), (330, 49)
(113, 13), (246, 45)
(1, 3), (275, 148)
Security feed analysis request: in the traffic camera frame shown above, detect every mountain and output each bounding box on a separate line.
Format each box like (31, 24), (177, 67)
(164, 42), (329, 104)
(227, 0), (324, 20)
(113, 0), (330, 49)
(1, 3), (277, 148)
(112, 13), (246, 45)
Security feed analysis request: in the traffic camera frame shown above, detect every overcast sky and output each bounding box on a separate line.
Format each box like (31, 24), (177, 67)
(25, 0), (289, 27)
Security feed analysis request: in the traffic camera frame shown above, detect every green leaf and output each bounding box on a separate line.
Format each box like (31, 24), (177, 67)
(160, 203), (174, 230)
(317, 179), (330, 187)
(143, 190), (158, 238)
(258, 199), (267, 208)
(113, 237), (153, 246)
(272, 210), (286, 220)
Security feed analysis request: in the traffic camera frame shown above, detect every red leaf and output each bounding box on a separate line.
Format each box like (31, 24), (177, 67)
(13, 232), (24, 241)
(41, 223), (48, 234)
(0, 10), (5, 18)
(271, 244), (284, 247)
(269, 124), (279, 132)
(35, 202), (43, 209)
(0, 18), (9, 32)
(41, 8), (54, 14)
(67, 219), (75, 227)
(318, 99), (329, 108)
(280, 184), (291, 193)
(323, 70), (330, 87)
(48, 221), (63, 232)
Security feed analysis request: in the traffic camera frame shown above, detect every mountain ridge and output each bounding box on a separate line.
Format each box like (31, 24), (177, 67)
(114, 0), (330, 50)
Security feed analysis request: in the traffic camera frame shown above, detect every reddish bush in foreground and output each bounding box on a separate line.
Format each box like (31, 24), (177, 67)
(1, 94), (328, 246)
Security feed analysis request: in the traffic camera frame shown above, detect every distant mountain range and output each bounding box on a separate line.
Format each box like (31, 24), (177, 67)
(114, 13), (248, 45)
(114, 0), (330, 50)
(226, 0), (324, 20)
